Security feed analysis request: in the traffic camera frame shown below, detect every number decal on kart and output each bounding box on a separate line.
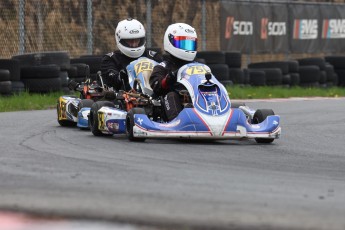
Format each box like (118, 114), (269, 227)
(185, 65), (209, 75)
(59, 101), (67, 119)
(98, 112), (105, 130)
(135, 61), (154, 75)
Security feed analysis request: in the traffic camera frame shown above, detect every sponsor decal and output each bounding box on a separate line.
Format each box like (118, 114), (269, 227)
(293, 19), (318, 39)
(322, 19), (345, 39)
(129, 29), (139, 34)
(185, 29), (194, 33)
(137, 117), (143, 126)
(261, 18), (287, 39)
(225, 16), (253, 39)
(273, 120), (278, 125)
(159, 119), (181, 128)
(107, 121), (119, 131)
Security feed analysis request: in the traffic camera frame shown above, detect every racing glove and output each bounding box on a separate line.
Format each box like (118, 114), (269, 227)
(118, 69), (129, 84)
(166, 71), (177, 87)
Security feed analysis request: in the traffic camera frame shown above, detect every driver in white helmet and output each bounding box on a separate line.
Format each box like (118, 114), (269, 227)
(149, 23), (197, 121)
(101, 18), (162, 91)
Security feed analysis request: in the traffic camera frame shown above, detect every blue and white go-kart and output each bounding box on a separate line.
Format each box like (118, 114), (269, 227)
(91, 60), (281, 143)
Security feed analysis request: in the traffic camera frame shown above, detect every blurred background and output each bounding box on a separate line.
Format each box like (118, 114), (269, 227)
(1, 0), (345, 64)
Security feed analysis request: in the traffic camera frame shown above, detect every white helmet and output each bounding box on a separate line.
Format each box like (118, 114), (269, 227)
(164, 23), (197, 61)
(115, 18), (146, 58)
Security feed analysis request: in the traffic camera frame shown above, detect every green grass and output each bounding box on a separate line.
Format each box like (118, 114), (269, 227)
(0, 86), (344, 112)
(226, 85), (345, 99)
(0, 91), (69, 112)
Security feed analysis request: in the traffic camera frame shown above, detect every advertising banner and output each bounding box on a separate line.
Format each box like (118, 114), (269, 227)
(253, 4), (288, 53)
(320, 4), (345, 52)
(289, 4), (321, 53)
(220, 2), (253, 54)
(220, 1), (345, 54)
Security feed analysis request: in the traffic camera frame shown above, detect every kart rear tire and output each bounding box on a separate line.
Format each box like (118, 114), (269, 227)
(253, 109), (275, 144)
(126, 108), (146, 142)
(78, 99), (94, 111)
(89, 101), (115, 136)
(56, 101), (76, 127)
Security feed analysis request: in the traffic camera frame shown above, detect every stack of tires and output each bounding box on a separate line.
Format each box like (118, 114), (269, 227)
(248, 61), (288, 86)
(287, 60), (300, 86)
(225, 51), (245, 85)
(324, 56), (345, 86)
(0, 59), (23, 95)
(67, 63), (91, 84)
(196, 51), (230, 86)
(70, 55), (102, 81)
(297, 57), (327, 87)
(12, 51), (70, 93)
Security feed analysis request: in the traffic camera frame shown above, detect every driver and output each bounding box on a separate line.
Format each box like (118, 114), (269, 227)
(101, 18), (162, 91)
(149, 23), (198, 121)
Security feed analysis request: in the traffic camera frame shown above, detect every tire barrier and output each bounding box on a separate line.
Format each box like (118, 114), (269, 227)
(67, 63), (90, 83)
(208, 63), (229, 82)
(248, 70), (266, 86)
(0, 69), (12, 95)
(11, 81), (25, 94)
(225, 52), (242, 68)
(196, 51), (225, 64)
(12, 51), (70, 70)
(21, 65), (61, 93)
(228, 68), (245, 85)
(71, 56), (102, 75)
(325, 56), (345, 86)
(298, 65), (321, 87)
(2, 51), (344, 96)
(297, 58), (328, 86)
(0, 81), (12, 95)
(0, 59), (21, 81)
(325, 64), (338, 87)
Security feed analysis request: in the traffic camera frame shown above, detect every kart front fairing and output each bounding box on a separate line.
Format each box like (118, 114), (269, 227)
(131, 63), (281, 140)
(58, 95), (81, 123)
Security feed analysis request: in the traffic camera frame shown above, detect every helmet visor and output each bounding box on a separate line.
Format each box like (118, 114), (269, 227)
(120, 37), (146, 48)
(169, 34), (197, 51)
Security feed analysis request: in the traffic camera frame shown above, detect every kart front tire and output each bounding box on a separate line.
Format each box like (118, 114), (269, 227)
(253, 109), (275, 144)
(126, 108), (146, 142)
(89, 101), (114, 136)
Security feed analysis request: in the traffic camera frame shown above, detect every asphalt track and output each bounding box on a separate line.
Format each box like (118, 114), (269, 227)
(0, 98), (345, 230)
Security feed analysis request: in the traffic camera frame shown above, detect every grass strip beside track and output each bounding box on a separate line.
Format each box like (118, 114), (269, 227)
(0, 86), (344, 112)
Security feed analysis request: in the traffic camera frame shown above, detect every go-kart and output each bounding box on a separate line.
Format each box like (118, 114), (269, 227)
(89, 60), (281, 144)
(125, 63), (281, 143)
(57, 74), (106, 128)
(88, 57), (162, 136)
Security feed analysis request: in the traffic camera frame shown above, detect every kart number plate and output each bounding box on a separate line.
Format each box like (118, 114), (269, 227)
(185, 65), (209, 75)
(134, 61), (154, 75)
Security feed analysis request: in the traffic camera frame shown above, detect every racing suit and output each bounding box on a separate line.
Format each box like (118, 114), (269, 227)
(149, 54), (191, 121)
(101, 49), (162, 91)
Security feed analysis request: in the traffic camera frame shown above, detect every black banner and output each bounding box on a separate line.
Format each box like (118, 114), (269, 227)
(253, 4), (288, 53)
(320, 4), (345, 53)
(289, 4), (320, 53)
(220, 1), (345, 54)
(221, 2), (253, 54)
